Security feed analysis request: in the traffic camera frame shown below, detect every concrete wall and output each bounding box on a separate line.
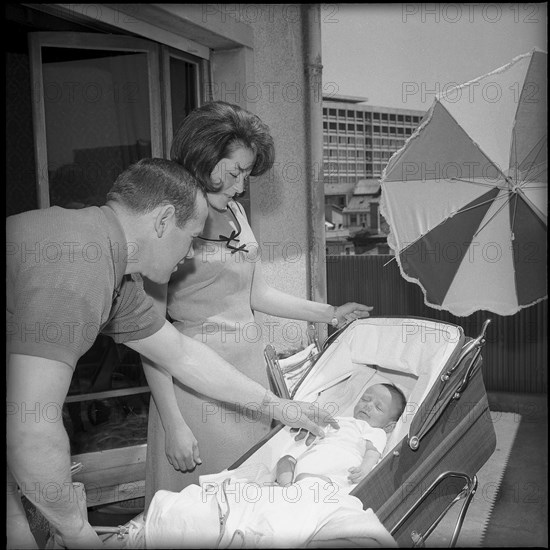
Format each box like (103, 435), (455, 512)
(248, 6), (315, 353)
(210, 5), (326, 353)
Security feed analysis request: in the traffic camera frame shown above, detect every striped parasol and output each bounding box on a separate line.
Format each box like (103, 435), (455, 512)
(380, 50), (547, 316)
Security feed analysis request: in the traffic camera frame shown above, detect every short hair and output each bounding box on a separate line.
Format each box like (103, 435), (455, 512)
(170, 101), (275, 193)
(381, 383), (407, 421)
(106, 158), (205, 228)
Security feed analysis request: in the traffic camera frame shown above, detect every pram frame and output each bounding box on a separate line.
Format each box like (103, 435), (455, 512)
(261, 316), (495, 548)
(93, 316), (495, 548)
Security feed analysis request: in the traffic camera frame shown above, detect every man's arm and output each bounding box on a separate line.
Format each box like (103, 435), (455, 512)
(6, 354), (102, 548)
(126, 322), (338, 436)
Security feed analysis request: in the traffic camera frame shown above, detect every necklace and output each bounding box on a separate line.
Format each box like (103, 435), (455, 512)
(208, 201), (228, 213)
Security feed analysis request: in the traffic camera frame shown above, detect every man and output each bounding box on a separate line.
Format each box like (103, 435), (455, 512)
(6, 158), (337, 548)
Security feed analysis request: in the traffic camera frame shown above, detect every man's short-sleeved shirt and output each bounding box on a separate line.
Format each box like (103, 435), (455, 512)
(6, 205), (165, 367)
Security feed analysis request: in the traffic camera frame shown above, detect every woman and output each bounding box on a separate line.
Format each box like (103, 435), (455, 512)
(144, 101), (372, 507)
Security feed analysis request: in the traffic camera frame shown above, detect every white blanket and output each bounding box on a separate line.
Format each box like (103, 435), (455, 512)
(143, 474), (397, 548)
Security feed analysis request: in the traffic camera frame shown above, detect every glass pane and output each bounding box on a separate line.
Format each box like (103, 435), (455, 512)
(169, 56), (198, 133)
(64, 336), (150, 454)
(6, 51), (38, 216)
(42, 48), (152, 209)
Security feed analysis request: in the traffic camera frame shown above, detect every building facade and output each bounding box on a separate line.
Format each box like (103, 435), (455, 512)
(323, 95), (426, 254)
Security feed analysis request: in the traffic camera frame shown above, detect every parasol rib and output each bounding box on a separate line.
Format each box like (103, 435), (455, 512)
(518, 134), (547, 184)
(472, 193), (514, 240)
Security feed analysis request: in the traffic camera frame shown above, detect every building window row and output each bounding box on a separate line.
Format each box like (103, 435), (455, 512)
(324, 162), (387, 174)
(323, 108), (422, 125)
(323, 121), (414, 136)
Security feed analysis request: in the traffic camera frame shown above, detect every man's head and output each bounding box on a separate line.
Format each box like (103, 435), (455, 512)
(107, 158), (205, 228)
(353, 383), (407, 433)
(106, 158), (208, 284)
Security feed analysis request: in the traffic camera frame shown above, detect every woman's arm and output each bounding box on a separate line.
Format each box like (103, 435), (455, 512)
(250, 261), (373, 327)
(141, 279), (201, 471)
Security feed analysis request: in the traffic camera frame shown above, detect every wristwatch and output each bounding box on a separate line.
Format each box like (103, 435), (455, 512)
(330, 306), (339, 327)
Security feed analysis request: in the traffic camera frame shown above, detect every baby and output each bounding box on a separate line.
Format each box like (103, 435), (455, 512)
(275, 383), (406, 489)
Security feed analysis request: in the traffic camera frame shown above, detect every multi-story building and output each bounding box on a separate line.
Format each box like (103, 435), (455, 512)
(323, 95), (426, 254)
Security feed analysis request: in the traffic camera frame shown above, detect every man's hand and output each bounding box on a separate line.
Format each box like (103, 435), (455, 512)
(52, 521), (103, 549)
(164, 422), (202, 472)
(289, 427), (319, 446)
(265, 393), (339, 441)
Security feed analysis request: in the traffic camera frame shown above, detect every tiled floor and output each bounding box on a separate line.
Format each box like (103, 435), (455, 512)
(482, 392), (548, 548)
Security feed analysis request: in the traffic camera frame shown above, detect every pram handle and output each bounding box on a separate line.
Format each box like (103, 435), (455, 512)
(453, 320), (491, 398)
(441, 319), (491, 383)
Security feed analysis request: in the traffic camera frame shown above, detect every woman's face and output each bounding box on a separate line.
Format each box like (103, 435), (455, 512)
(208, 146), (256, 208)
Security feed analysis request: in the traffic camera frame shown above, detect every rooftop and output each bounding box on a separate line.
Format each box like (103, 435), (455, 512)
(322, 94), (369, 104)
(354, 179), (381, 196)
(324, 182), (356, 195)
(343, 195), (379, 212)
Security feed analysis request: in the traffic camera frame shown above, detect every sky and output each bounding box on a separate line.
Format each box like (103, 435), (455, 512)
(321, 3), (547, 111)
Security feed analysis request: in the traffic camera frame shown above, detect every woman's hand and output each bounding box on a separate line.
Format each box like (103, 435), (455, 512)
(164, 421), (202, 472)
(333, 303), (373, 328)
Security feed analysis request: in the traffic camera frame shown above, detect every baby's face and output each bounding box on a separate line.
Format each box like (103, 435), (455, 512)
(353, 384), (398, 429)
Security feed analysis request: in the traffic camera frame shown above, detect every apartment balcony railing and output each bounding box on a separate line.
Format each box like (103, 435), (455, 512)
(326, 254), (547, 394)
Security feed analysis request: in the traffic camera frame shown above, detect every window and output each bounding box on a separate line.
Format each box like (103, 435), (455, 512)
(329, 108), (336, 116)
(381, 113), (388, 121)
(339, 123), (346, 131)
(329, 122), (337, 130)
(338, 109), (345, 116)
(28, 32), (203, 210)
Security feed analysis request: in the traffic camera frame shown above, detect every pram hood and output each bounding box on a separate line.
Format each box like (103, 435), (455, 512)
(293, 317), (465, 457)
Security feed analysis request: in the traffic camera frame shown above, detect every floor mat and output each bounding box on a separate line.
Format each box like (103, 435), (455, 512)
(426, 411), (521, 547)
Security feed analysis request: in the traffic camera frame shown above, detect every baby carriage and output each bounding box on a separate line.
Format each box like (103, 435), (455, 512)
(95, 316), (495, 548)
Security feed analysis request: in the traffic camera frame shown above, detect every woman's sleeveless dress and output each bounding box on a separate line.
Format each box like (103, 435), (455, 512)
(145, 201), (271, 508)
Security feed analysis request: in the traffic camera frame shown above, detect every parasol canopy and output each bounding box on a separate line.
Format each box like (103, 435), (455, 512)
(380, 49), (547, 316)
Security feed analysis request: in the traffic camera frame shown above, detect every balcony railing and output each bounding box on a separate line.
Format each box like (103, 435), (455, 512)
(327, 254), (547, 394)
